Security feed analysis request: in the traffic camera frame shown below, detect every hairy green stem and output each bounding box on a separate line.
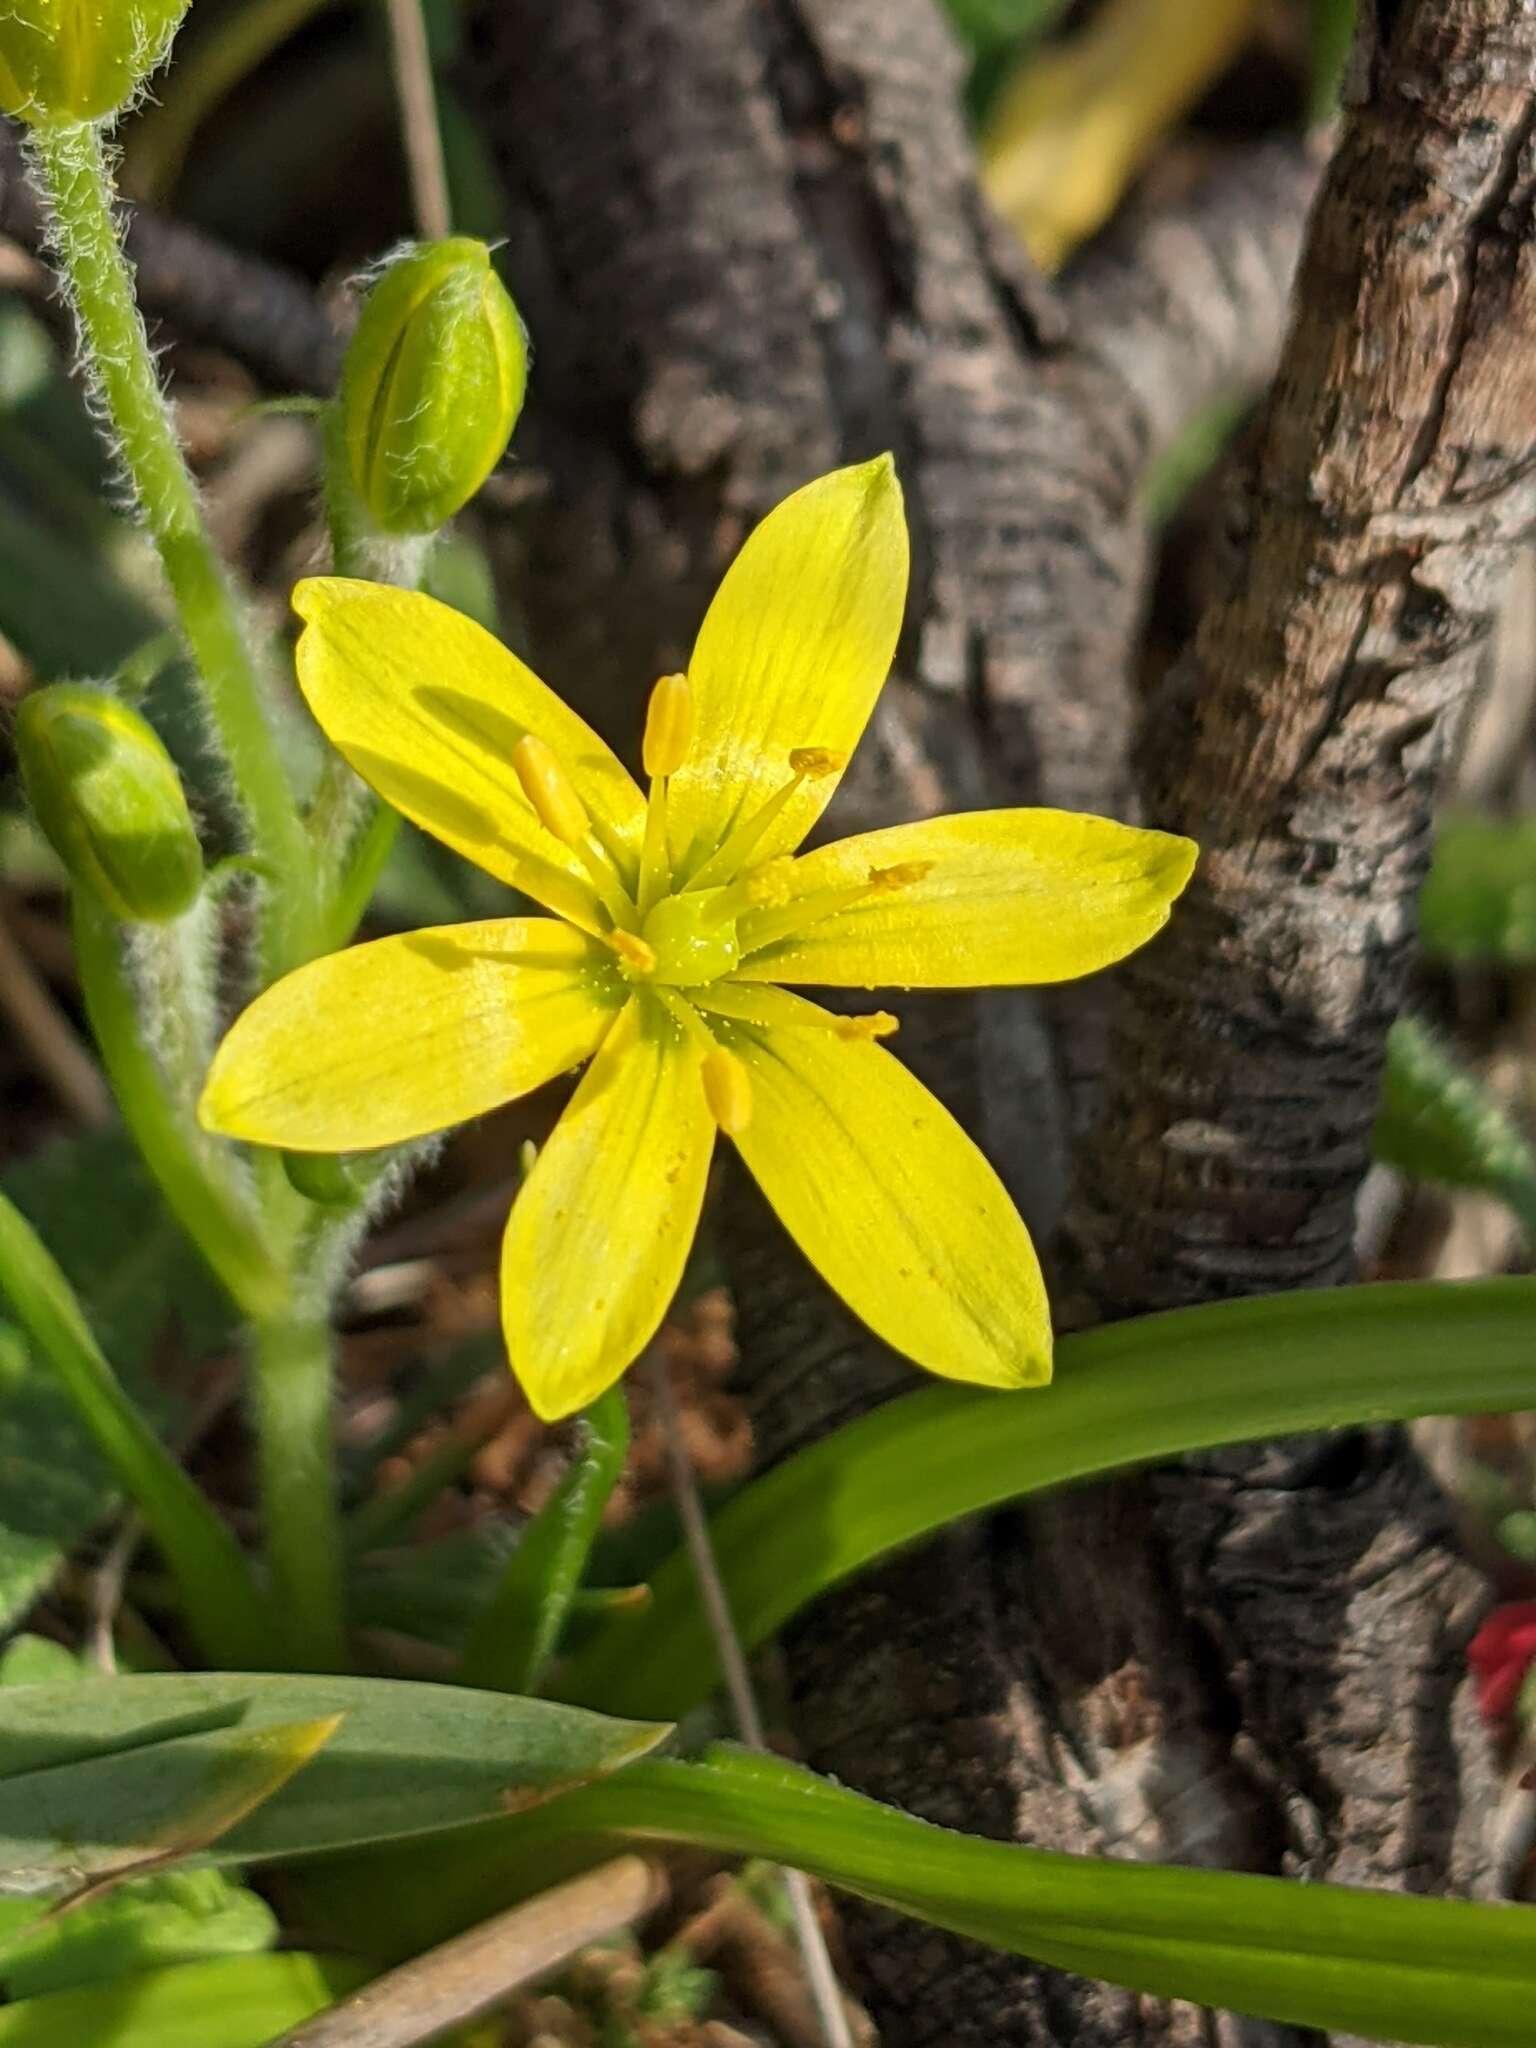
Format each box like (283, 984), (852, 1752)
(125, 898), (217, 1114)
(0, 1188), (274, 1668)
(73, 897), (283, 1321)
(27, 119), (317, 976)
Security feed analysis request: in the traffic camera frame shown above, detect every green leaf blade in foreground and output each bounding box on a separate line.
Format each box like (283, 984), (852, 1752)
(0, 1952), (366, 2048)
(560, 1277), (1536, 1717)
(301, 1746), (1536, 2048)
(0, 1673), (667, 1888)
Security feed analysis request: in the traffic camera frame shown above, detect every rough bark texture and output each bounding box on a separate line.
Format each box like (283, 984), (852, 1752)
(451, 3), (1526, 2044)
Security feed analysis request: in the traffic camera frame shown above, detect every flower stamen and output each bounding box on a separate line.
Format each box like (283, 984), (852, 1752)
(638, 673), (694, 915)
(683, 746), (847, 893)
(832, 1010), (900, 1041)
(736, 858), (934, 959)
(512, 733), (637, 927)
(701, 1044), (753, 1134)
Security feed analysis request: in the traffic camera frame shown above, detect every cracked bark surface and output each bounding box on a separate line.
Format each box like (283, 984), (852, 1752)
(454, 1), (1526, 2042)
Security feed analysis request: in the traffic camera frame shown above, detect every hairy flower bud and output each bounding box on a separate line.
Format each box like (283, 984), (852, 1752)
(16, 684), (202, 921)
(340, 239), (528, 537)
(0, 0), (191, 126)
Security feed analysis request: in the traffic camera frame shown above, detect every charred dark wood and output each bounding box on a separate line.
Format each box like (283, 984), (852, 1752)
(455, 5), (1355, 2040)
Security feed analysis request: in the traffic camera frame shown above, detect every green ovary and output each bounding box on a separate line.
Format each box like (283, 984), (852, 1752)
(641, 889), (741, 986)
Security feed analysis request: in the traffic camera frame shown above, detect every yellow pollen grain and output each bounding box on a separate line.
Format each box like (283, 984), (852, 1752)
(867, 859), (935, 893)
(834, 1011), (900, 1041)
(788, 746), (848, 779)
(702, 1045), (753, 1134)
(642, 673), (694, 779)
(608, 929), (657, 977)
(511, 734), (589, 846)
(743, 856), (796, 908)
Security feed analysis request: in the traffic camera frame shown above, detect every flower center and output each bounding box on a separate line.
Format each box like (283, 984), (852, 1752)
(641, 889), (741, 986)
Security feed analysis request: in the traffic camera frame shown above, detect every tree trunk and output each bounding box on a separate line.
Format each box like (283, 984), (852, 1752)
(458, 1), (1530, 2040)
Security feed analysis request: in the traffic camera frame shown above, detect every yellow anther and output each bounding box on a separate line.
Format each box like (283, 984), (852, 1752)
(834, 1011), (900, 1042)
(788, 746), (848, 779)
(511, 734), (589, 847)
(868, 859), (935, 893)
(702, 1045), (753, 1135)
(743, 856), (796, 909)
(642, 673), (694, 780)
(609, 929), (657, 977)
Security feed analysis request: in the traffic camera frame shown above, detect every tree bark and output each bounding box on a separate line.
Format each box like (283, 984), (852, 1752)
(450, 2), (1532, 2042)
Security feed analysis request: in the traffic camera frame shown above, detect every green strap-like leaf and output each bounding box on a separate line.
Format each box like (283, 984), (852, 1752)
(560, 1276), (1536, 1717)
(294, 1746), (1536, 2048)
(460, 1382), (630, 1694)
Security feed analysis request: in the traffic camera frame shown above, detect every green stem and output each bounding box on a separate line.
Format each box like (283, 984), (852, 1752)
(126, 900), (217, 1114)
(0, 1188), (274, 1668)
(325, 802), (401, 948)
(249, 1300), (348, 1671)
(27, 119), (317, 977)
(73, 897), (284, 1322)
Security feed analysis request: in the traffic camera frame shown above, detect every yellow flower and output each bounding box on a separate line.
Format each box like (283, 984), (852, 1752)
(199, 460), (1195, 1422)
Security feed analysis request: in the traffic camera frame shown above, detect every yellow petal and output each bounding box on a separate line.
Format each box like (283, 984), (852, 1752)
(665, 459), (909, 883)
(696, 983), (1050, 1390)
(501, 996), (716, 1422)
(293, 580), (646, 924)
(735, 808), (1197, 988)
(200, 920), (621, 1151)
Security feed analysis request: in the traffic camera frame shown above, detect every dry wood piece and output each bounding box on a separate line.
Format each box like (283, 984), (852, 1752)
(273, 1856), (664, 2048)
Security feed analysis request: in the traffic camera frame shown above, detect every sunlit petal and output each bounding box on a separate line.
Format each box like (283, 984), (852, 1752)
(735, 808), (1196, 987)
(665, 458), (908, 882)
(502, 996), (716, 1422)
(199, 920), (621, 1151)
(696, 983), (1050, 1389)
(293, 580), (646, 923)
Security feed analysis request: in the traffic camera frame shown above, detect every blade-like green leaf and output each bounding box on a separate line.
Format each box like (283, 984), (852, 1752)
(0, 1952), (366, 2048)
(560, 1277), (1536, 1718)
(0, 1673), (668, 1888)
(0, 1187), (272, 1669)
(0, 1129), (239, 1633)
(461, 1383), (630, 1694)
(295, 1746), (1536, 2048)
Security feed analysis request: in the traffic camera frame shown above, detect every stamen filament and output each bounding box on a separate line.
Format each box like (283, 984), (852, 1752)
(737, 859), (934, 958)
(510, 734), (637, 926)
(651, 986), (756, 1136)
(693, 983), (901, 1044)
(697, 856), (796, 928)
(684, 748), (846, 894)
(638, 778), (672, 917)
(638, 674), (693, 916)
(575, 832), (640, 929)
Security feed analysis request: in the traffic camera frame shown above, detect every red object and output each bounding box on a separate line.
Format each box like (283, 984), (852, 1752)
(1468, 1602), (1536, 1725)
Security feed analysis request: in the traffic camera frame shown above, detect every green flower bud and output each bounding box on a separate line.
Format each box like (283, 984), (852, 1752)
(15, 684), (202, 922)
(0, 0), (191, 127)
(340, 239), (528, 538)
